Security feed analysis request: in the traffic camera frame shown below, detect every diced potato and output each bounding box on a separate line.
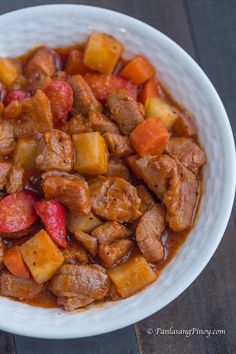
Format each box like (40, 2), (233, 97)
(145, 97), (179, 130)
(108, 255), (157, 298)
(13, 137), (38, 171)
(73, 132), (108, 175)
(84, 32), (123, 74)
(67, 211), (102, 234)
(0, 58), (19, 86)
(20, 229), (64, 283)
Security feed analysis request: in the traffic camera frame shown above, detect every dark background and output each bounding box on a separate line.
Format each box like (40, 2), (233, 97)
(0, 1), (235, 353)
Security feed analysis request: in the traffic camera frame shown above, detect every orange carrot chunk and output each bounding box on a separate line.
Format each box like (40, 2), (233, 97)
(138, 77), (165, 104)
(130, 117), (170, 157)
(119, 56), (155, 85)
(3, 246), (30, 279)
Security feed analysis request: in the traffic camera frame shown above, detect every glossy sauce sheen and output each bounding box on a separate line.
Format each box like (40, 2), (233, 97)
(3, 44), (203, 309)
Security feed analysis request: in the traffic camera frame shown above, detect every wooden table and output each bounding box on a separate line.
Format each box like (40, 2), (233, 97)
(0, 1), (235, 353)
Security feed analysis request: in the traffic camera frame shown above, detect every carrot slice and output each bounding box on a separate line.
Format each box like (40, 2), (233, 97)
(130, 117), (170, 157)
(119, 56), (155, 85)
(3, 246), (30, 279)
(138, 77), (165, 104)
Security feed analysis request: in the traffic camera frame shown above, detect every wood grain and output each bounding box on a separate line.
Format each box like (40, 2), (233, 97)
(0, 1), (235, 354)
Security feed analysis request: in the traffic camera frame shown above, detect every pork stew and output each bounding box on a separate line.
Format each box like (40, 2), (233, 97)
(0, 32), (206, 311)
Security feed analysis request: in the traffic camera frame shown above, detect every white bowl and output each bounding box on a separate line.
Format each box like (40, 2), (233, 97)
(0, 4), (235, 339)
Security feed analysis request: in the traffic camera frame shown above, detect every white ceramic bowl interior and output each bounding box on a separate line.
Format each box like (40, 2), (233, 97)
(0, 5), (235, 339)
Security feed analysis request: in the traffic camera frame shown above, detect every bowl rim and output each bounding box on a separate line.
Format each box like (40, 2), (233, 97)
(0, 4), (235, 339)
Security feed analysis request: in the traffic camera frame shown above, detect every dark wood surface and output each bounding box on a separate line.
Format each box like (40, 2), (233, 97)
(0, 1), (235, 353)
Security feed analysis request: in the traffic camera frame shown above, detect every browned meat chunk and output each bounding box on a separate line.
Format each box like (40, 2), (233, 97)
(136, 154), (199, 231)
(136, 185), (156, 214)
(172, 112), (197, 137)
(24, 46), (57, 79)
(66, 115), (88, 134)
(43, 173), (91, 214)
(61, 240), (89, 264)
(0, 121), (15, 155)
(68, 75), (101, 116)
(164, 160), (199, 231)
(99, 239), (133, 268)
(57, 294), (94, 311)
(136, 154), (176, 199)
(75, 230), (98, 256)
(126, 154), (143, 179)
(0, 272), (44, 300)
(136, 205), (165, 262)
(103, 132), (134, 158)
(9, 90), (53, 138)
(105, 157), (130, 180)
(92, 221), (131, 245)
(0, 237), (4, 270)
(87, 111), (120, 134)
(0, 162), (12, 189)
(50, 264), (110, 310)
(165, 137), (207, 174)
(90, 176), (141, 222)
(36, 129), (73, 172)
(6, 165), (24, 194)
(29, 75), (52, 95)
(107, 90), (144, 135)
(3, 101), (22, 119)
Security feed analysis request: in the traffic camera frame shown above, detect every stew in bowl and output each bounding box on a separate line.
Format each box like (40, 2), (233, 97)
(0, 31), (207, 311)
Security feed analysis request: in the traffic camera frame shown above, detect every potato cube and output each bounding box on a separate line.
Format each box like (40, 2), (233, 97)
(145, 97), (179, 130)
(20, 229), (64, 283)
(68, 211), (102, 234)
(0, 58), (19, 86)
(13, 137), (38, 171)
(73, 132), (108, 175)
(84, 32), (123, 74)
(108, 255), (157, 298)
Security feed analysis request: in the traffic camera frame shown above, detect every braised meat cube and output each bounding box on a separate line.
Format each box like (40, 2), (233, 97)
(172, 112), (197, 137)
(103, 132), (134, 158)
(24, 46), (57, 79)
(136, 205), (165, 262)
(92, 221), (131, 245)
(136, 185), (156, 214)
(74, 230), (98, 257)
(90, 176), (141, 222)
(105, 157), (130, 180)
(0, 120), (15, 155)
(0, 162), (12, 189)
(61, 240), (89, 264)
(50, 264), (110, 310)
(36, 129), (73, 172)
(66, 115), (88, 135)
(9, 90), (53, 138)
(99, 239), (132, 268)
(93, 221), (133, 268)
(87, 111), (120, 134)
(57, 294), (94, 311)
(43, 172), (91, 214)
(165, 137), (207, 174)
(136, 154), (199, 231)
(68, 74), (101, 116)
(6, 165), (24, 194)
(107, 90), (144, 135)
(0, 272), (44, 300)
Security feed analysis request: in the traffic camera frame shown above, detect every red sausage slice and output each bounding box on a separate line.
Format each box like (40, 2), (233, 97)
(35, 199), (67, 248)
(0, 191), (39, 234)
